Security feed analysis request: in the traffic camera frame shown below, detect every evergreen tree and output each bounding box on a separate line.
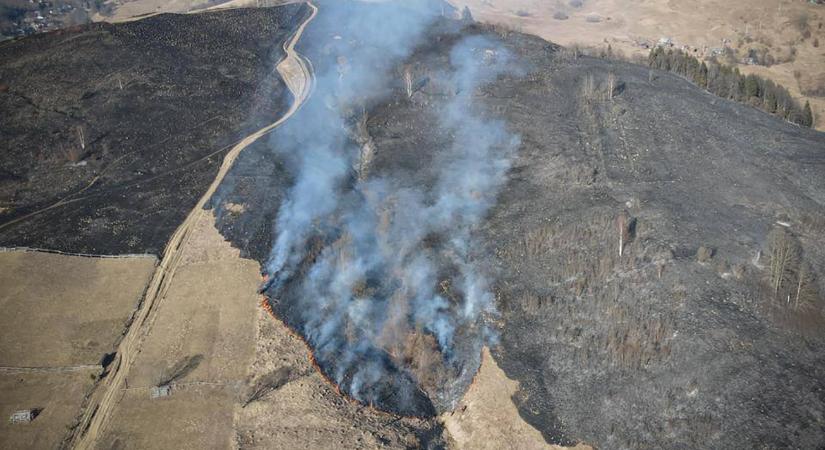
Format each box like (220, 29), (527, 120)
(734, 69), (745, 101)
(698, 62), (709, 88)
(744, 74), (760, 99)
(643, 47), (809, 126)
(763, 81), (778, 113)
(802, 101), (814, 127)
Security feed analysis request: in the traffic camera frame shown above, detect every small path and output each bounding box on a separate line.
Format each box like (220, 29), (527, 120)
(67, 3), (317, 449)
(0, 365), (101, 374)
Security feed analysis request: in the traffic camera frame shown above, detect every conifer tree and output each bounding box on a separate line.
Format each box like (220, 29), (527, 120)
(744, 74), (760, 99)
(802, 101), (814, 127)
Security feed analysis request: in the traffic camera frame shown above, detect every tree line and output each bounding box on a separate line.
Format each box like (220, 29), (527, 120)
(648, 47), (814, 128)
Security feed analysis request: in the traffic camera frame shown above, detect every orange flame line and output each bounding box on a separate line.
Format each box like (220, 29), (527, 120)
(256, 273), (483, 420)
(258, 290), (434, 420)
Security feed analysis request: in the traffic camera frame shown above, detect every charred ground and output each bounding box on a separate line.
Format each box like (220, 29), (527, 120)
(0, 4), (309, 255)
(212, 11), (825, 450)
(2, 2), (824, 449)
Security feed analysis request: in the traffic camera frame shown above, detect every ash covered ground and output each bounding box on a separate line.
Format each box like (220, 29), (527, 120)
(211, 2), (825, 449)
(1, 0), (824, 448)
(0, 4), (309, 254)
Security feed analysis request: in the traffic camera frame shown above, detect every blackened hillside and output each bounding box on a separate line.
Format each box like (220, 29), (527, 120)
(0, 4), (309, 254)
(212, 15), (825, 449)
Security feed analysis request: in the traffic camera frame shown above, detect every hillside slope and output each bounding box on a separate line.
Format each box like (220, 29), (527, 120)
(212, 14), (825, 449)
(0, 4), (309, 255)
(1, 2), (823, 448)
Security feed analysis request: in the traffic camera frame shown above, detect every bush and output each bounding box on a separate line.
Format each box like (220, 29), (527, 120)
(696, 246), (714, 263)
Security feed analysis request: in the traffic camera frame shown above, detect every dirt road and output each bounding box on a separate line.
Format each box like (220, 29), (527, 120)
(67, 3), (317, 448)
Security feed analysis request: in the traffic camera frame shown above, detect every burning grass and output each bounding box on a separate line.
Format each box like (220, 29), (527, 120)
(258, 214), (491, 417)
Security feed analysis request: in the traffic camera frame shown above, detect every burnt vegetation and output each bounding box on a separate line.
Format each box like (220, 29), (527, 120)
(1, 2), (824, 449)
(211, 8), (825, 446)
(0, 4), (310, 254)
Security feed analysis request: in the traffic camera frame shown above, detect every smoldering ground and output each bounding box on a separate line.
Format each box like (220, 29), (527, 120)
(255, 0), (523, 416)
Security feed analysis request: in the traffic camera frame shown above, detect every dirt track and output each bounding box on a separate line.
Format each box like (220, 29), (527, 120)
(68, 3), (317, 448)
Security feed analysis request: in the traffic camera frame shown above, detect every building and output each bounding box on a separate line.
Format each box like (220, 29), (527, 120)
(9, 410), (35, 424)
(150, 385), (172, 399)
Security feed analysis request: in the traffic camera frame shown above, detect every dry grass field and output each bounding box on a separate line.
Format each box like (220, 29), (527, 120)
(0, 251), (157, 367)
(449, 0), (825, 129)
(92, 0), (258, 22)
(94, 212), (261, 449)
(0, 251), (156, 449)
(442, 348), (592, 450)
(0, 372), (96, 449)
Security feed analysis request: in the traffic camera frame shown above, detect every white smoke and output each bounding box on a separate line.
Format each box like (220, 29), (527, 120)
(262, 1), (521, 414)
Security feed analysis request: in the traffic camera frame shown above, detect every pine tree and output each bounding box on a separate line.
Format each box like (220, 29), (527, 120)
(698, 62), (709, 88)
(744, 74), (760, 99)
(763, 81), (777, 113)
(802, 101), (814, 127)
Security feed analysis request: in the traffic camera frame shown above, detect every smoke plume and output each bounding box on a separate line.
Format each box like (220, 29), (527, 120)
(262, 0), (521, 415)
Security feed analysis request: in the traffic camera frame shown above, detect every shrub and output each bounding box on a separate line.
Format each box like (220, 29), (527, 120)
(61, 145), (84, 163)
(696, 246), (714, 263)
(788, 12), (811, 36)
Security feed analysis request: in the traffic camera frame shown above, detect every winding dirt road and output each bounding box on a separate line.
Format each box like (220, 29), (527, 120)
(67, 3), (317, 448)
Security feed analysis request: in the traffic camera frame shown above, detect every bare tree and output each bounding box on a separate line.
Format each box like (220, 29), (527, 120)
(76, 126), (86, 150)
(767, 227), (802, 301)
(616, 211), (630, 257)
(581, 74), (596, 102)
(606, 73), (617, 100)
(793, 263), (817, 310)
(354, 108), (374, 180)
(158, 354), (204, 387)
(402, 64), (414, 99)
(243, 367), (294, 408)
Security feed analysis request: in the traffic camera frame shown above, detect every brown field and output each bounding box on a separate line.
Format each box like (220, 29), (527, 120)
(0, 251), (157, 368)
(442, 348), (592, 450)
(449, 0), (825, 130)
(94, 212), (261, 449)
(92, 0), (258, 22)
(0, 372), (95, 449)
(0, 251), (156, 449)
